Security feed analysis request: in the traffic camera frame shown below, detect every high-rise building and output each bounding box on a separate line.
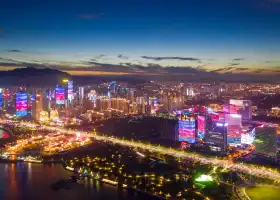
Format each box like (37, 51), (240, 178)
(16, 92), (28, 117)
(127, 89), (135, 103)
(56, 85), (65, 105)
(177, 115), (196, 143)
(186, 87), (194, 97)
(88, 90), (97, 107)
(205, 115), (227, 152)
(131, 102), (137, 114)
(67, 80), (74, 102)
(101, 97), (110, 111)
(225, 113), (242, 145)
(229, 99), (252, 120)
(78, 87), (84, 105)
(136, 96), (145, 105)
(197, 115), (206, 140)
(254, 126), (277, 158)
(32, 93), (44, 121)
(0, 88), (3, 109)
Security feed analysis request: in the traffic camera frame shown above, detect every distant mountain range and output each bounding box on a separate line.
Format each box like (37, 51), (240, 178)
(0, 67), (71, 87)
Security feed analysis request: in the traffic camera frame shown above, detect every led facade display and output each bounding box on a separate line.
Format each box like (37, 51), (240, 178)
(205, 116), (227, 152)
(178, 118), (196, 143)
(225, 114), (242, 145)
(0, 89), (2, 108)
(68, 81), (73, 101)
(197, 115), (206, 139)
(16, 92), (28, 116)
(56, 85), (65, 104)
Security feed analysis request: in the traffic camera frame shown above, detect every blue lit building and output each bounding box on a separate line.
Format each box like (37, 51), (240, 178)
(16, 92), (28, 117)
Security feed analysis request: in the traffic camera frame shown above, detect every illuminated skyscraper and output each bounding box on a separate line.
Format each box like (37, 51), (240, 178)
(32, 93), (44, 121)
(78, 87), (84, 105)
(0, 88), (3, 109)
(225, 113), (242, 145)
(16, 92), (28, 117)
(127, 89), (135, 103)
(197, 115), (206, 140)
(229, 99), (252, 120)
(205, 115), (227, 152)
(254, 126), (277, 158)
(177, 115), (196, 143)
(68, 80), (74, 102)
(56, 85), (65, 105)
(88, 90), (97, 107)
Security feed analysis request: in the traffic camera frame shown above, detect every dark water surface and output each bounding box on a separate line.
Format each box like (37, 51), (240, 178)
(0, 163), (158, 200)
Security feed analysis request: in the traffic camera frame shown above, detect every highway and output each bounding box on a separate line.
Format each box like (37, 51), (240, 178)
(3, 120), (280, 182)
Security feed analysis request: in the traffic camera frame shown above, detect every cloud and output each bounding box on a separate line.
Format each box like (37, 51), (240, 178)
(0, 57), (23, 64)
(232, 58), (245, 61)
(253, 69), (264, 74)
(93, 54), (106, 59)
(141, 56), (201, 61)
(234, 68), (249, 71)
(7, 49), (23, 53)
(79, 13), (104, 20)
(228, 63), (240, 66)
(117, 54), (129, 60)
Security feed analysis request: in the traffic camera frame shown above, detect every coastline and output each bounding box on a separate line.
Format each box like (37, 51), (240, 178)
(0, 159), (166, 200)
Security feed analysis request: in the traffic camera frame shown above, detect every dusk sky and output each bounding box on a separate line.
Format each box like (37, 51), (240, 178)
(1, 0), (280, 76)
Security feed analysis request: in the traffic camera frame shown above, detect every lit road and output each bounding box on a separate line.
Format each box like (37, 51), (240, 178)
(3, 120), (280, 182)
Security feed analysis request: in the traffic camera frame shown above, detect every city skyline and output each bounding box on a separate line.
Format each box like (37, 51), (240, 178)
(1, 0), (280, 77)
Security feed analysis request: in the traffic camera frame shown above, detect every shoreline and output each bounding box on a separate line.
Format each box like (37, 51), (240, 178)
(0, 159), (166, 200)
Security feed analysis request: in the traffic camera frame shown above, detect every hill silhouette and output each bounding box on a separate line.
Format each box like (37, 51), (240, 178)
(0, 67), (70, 87)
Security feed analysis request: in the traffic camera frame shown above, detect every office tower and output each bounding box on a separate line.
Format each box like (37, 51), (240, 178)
(229, 99), (252, 120)
(254, 126), (277, 158)
(124, 100), (130, 114)
(223, 104), (239, 114)
(65, 99), (71, 108)
(131, 102), (137, 114)
(127, 89), (135, 103)
(16, 92), (28, 117)
(149, 97), (158, 114)
(197, 115), (206, 140)
(186, 87), (194, 97)
(205, 114), (227, 152)
(78, 86), (84, 105)
(177, 115), (196, 143)
(225, 113), (242, 146)
(88, 90), (97, 107)
(101, 97), (110, 111)
(109, 81), (116, 94)
(96, 97), (102, 111)
(136, 96), (146, 114)
(68, 80), (74, 102)
(32, 93), (43, 121)
(136, 96), (145, 105)
(0, 88), (2, 109)
(56, 85), (65, 105)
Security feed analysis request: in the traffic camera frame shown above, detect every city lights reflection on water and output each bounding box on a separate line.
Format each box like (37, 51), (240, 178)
(0, 163), (157, 200)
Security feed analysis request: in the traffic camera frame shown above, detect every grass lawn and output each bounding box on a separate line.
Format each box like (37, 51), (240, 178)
(245, 186), (280, 200)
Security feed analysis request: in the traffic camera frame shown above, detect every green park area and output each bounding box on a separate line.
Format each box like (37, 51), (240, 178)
(245, 186), (280, 200)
